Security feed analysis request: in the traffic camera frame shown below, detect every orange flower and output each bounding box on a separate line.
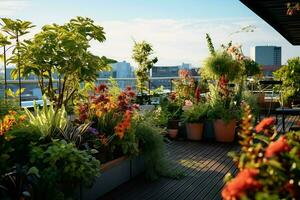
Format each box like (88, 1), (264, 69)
(0, 112), (21, 136)
(114, 110), (131, 139)
(255, 117), (275, 133)
(265, 136), (290, 158)
(222, 168), (261, 200)
(19, 115), (27, 122)
(178, 69), (190, 78)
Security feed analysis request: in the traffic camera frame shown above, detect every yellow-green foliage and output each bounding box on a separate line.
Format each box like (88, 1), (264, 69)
(24, 96), (68, 137)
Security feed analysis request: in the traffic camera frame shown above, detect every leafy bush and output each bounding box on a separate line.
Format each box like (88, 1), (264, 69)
(30, 139), (100, 199)
(182, 103), (209, 123)
(273, 57), (300, 105)
(133, 115), (183, 180)
(207, 83), (240, 122)
(203, 52), (241, 81)
(0, 99), (20, 116)
(6, 126), (40, 166)
(241, 90), (259, 117)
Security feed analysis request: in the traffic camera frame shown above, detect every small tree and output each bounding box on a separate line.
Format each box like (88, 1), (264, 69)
(1, 18), (34, 105)
(132, 41), (157, 104)
(273, 57), (300, 105)
(0, 33), (11, 99)
(20, 17), (114, 108)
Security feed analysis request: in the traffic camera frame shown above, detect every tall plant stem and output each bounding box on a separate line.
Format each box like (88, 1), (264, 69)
(3, 45), (7, 99)
(16, 33), (22, 107)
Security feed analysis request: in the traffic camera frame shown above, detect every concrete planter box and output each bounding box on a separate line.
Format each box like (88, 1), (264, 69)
(78, 155), (145, 200)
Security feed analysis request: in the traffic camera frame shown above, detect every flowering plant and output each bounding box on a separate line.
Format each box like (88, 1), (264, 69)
(0, 111), (26, 136)
(182, 103), (209, 123)
(75, 84), (139, 159)
(172, 69), (196, 104)
(0, 111), (27, 174)
(222, 103), (300, 200)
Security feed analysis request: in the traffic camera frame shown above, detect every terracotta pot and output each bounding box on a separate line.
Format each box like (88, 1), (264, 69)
(214, 119), (236, 142)
(186, 123), (204, 141)
(167, 129), (178, 139)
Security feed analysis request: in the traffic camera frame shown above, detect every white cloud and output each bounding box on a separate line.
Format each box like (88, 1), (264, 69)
(90, 18), (300, 67)
(0, 0), (29, 16)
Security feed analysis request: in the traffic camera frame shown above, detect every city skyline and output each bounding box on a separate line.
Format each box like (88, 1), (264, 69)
(0, 0), (300, 67)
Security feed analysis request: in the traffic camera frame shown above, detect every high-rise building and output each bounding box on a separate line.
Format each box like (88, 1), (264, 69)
(99, 61), (135, 89)
(250, 46), (282, 76)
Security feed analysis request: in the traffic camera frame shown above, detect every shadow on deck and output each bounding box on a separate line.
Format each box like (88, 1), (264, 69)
(99, 115), (299, 200)
(100, 142), (238, 200)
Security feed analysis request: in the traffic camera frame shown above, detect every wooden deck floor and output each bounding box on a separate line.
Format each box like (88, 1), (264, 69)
(100, 141), (239, 200)
(99, 115), (299, 200)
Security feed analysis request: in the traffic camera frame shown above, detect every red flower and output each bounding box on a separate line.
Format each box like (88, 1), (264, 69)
(128, 91), (136, 97)
(222, 168), (261, 200)
(126, 86), (132, 91)
(255, 117), (276, 133)
(95, 83), (108, 93)
(265, 136), (290, 158)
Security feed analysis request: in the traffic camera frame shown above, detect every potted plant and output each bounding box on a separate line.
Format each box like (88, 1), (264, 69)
(182, 101), (209, 141)
(207, 99), (240, 142)
(160, 93), (183, 139)
(202, 36), (243, 142)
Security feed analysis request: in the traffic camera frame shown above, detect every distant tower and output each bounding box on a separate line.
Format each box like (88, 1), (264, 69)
(250, 46), (281, 76)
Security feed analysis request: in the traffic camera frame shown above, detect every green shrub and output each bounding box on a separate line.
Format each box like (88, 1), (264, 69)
(133, 116), (183, 180)
(182, 103), (209, 123)
(30, 139), (100, 199)
(203, 52), (241, 81)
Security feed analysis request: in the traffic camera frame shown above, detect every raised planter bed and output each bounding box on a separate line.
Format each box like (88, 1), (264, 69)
(78, 155), (145, 200)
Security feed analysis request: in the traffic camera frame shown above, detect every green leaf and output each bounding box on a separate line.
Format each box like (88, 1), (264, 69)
(15, 88), (25, 96)
(268, 159), (284, 170)
(27, 166), (40, 178)
(6, 88), (15, 97)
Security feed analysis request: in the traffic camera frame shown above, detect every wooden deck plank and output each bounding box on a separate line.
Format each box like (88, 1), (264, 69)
(124, 142), (222, 200)
(182, 147), (238, 200)
(101, 142), (205, 200)
(100, 142), (237, 200)
(210, 160), (239, 200)
(149, 145), (231, 200)
(99, 116), (300, 200)
(100, 141), (195, 199)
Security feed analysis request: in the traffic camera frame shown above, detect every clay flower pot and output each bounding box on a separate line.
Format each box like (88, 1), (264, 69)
(214, 119), (236, 142)
(186, 122), (204, 141)
(167, 129), (178, 139)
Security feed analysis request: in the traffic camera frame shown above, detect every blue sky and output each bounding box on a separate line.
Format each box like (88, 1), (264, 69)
(1, 0), (300, 66)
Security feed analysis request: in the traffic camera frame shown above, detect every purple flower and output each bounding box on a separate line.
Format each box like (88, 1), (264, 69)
(88, 127), (99, 135)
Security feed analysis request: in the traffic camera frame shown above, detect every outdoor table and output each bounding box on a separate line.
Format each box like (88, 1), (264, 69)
(275, 107), (300, 132)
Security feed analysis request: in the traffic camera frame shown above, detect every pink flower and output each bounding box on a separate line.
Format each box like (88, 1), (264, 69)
(183, 100), (193, 111)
